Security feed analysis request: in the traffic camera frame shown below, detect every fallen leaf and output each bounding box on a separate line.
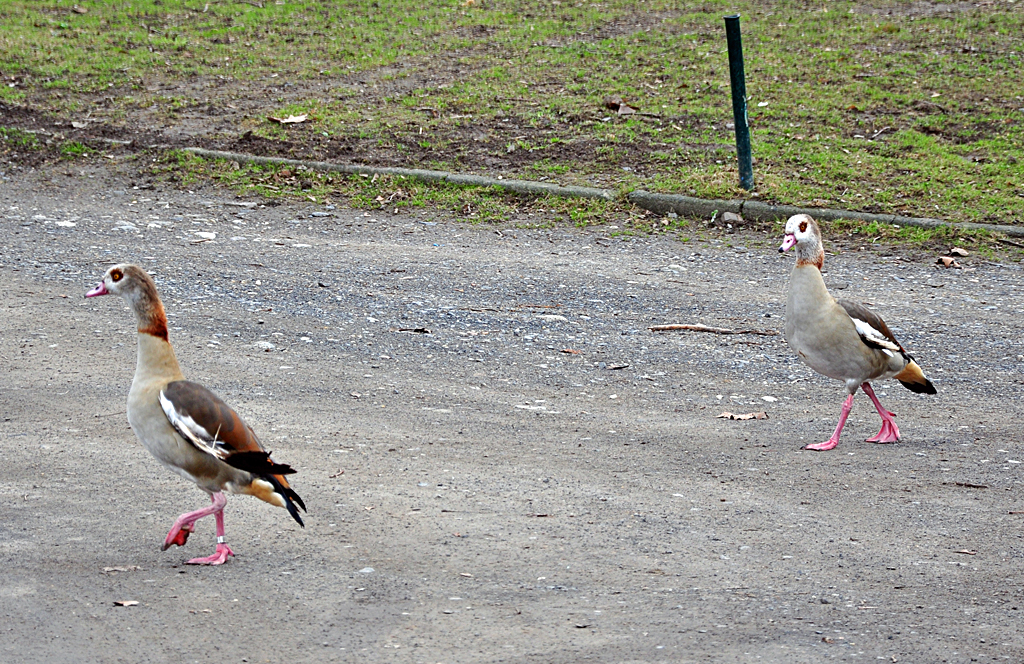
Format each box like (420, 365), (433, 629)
(936, 256), (961, 268)
(113, 600), (139, 607)
(72, 5), (88, 14)
(268, 114), (308, 124)
(949, 246), (969, 257)
(603, 96), (638, 115)
(822, 636), (834, 643)
(716, 411), (769, 420)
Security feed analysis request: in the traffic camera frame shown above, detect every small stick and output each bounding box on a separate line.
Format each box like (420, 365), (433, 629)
(953, 482), (988, 489)
(649, 323), (778, 336)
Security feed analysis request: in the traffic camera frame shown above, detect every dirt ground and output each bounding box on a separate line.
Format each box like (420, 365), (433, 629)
(2, 159), (1023, 663)
(0, 59), (681, 190)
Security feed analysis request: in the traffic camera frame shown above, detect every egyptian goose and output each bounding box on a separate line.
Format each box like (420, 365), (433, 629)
(779, 215), (936, 451)
(86, 264), (305, 564)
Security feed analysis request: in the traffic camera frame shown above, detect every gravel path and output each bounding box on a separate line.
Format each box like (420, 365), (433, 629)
(1, 162), (1022, 663)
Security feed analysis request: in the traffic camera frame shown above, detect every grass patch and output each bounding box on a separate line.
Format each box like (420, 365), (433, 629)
(0, 126), (39, 149)
(58, 140), (93, 159)
(3, 1), (1023, 227)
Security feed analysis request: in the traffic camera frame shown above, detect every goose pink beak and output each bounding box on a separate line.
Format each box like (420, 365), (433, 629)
(85, 281), (109, 298)
(779, 234), (797, 253)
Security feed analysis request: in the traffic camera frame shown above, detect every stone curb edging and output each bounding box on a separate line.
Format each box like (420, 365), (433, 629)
(184, 148), (617, 201)
(179, 147), (1024, 238)
(628, 190), (1024, 239)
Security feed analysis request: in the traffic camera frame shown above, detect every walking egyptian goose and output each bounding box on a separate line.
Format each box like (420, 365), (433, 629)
(86, 264), (305, 564)
(779, 215), (936, 451)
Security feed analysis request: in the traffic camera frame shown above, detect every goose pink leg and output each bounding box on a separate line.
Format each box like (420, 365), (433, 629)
(803, 393), (854, 451)
(186, 504), (235, 565)
(861, 382), (900, 443)
(162, 492), (234, 565)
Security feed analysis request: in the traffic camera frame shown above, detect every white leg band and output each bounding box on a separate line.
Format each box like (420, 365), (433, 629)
(217, 536), (227, 544)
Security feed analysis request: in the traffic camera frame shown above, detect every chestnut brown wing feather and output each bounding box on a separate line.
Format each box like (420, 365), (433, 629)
(160, 380), (296, 476)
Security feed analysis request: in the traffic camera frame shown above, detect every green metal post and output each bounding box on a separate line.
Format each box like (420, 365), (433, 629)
(724, 14), (754, 191)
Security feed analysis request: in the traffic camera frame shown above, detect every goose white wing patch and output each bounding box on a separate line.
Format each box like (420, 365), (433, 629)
(851, 318), (900, 356)
(159, 390), (230, 460)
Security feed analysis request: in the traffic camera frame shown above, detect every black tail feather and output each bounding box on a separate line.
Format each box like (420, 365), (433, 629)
(224, 450), (296, 475)
(899, 377), (937, 395)
(896, 354), (937, 395)
(265, 474), (306, 527)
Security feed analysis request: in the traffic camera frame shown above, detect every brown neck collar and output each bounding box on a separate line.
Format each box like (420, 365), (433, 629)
(138, 299), (169, 341)
(796, 252), (824, 271)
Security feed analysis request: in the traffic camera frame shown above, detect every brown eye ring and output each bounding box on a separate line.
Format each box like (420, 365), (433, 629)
(111, 269), (123, 282)
(798, 221), (807, 233)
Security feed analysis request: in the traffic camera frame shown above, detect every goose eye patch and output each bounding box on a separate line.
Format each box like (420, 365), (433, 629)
(111, 269), (123, 282)
(799, 221), (808, 233)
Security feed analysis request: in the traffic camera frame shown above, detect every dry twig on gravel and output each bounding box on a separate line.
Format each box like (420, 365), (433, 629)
(648, 324), (778, 336)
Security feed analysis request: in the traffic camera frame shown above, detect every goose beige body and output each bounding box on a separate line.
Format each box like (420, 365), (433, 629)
(780, 215), (936, 451)
(86, 264), (305, 564)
